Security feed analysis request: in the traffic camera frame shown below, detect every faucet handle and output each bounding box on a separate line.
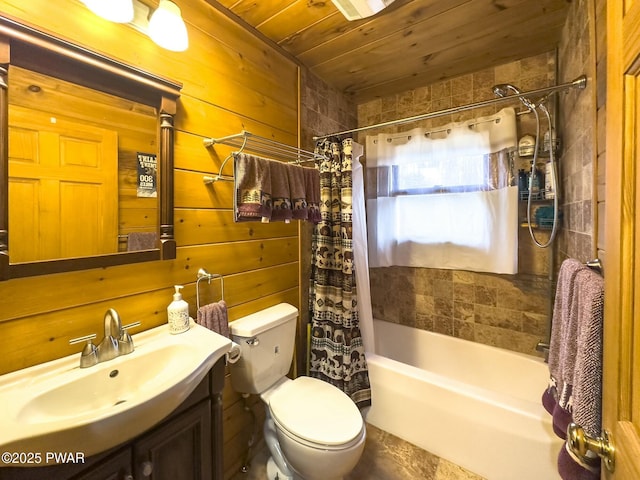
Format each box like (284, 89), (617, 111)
(119, 321), (140, 355)
(122, 321), (141, 331)
(69, 333), (97, 347)
(69, 334), (98, 368)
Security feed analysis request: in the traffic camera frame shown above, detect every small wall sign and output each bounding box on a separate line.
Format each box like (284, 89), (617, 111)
(136, 152), (157, 198)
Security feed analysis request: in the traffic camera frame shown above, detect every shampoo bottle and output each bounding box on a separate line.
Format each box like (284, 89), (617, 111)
(168, 285), (189, 334)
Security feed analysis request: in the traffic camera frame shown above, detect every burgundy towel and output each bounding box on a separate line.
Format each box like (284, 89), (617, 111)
(234, 153), (272, 222)
(304, 167), (321, 224)
(270, 161), (293, 222)
(287, 164), (308, 220)
(558, 443), (600, 480)
(571, 268), (604, 438)
(544, 260), (604, 480)
(196, 300), (230, 338)
(544, 258), (587, 423)
(552, 401), (572, 439)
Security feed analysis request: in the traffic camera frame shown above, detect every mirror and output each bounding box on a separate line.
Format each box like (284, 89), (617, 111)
(0, 17), (182, 280)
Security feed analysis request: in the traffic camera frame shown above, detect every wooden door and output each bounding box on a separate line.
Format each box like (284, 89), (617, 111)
(8, 105), (118, 262)
(603, 1), (640, 478)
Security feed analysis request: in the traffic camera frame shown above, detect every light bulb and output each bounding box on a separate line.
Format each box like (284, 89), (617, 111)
(148, 0), (189, 52)
(82, 0), (134, 23)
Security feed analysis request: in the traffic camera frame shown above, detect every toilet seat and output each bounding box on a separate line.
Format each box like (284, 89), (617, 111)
(269, 376), (364, 448)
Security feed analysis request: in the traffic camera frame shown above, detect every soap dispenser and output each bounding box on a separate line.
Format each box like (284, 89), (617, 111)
(168, 285), (190, 334)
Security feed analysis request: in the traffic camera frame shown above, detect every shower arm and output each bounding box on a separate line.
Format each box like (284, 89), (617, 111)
(313, 75), (587, 140)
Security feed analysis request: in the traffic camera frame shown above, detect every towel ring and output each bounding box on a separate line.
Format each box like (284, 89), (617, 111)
(196, 268), (225, 309)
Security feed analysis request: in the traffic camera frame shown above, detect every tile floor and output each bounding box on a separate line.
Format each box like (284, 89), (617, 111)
(230, 424), (485, 480)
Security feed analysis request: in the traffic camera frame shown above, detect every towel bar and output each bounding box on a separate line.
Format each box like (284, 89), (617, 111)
(585, 258), (603, 275)
(202, 130), (322, 184)
(196, 268), (225, 309)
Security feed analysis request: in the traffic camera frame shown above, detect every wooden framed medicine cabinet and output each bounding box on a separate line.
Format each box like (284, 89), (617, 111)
(0, 16), (182, 280)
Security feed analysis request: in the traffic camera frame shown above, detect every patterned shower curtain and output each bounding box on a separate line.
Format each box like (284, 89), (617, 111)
(309, 137), (371, 409)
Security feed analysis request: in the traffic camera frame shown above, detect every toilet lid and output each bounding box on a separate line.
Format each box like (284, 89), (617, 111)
(269, 376), (363, 446)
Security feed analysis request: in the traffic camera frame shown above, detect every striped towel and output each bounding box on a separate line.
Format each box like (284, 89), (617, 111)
(287, 164), (308, 220)
(304, 166), (321, 224)
(270, 160), (293, 222)
(234, 153), (272, 222)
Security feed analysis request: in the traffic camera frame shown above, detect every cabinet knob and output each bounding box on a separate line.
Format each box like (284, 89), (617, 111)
(141, 460), (153, 477)
(123, 475), (134, 480)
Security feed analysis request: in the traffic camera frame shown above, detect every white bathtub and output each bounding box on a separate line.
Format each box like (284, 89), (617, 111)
(364, 320), (563, 480)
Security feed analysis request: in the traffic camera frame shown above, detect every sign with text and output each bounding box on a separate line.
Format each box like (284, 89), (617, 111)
(136, 152), (157, 198)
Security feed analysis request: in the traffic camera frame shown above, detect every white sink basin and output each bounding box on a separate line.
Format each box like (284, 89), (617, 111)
(0, 320), (231, 463)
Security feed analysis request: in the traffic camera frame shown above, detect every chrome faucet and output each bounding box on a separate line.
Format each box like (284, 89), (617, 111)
(69, 309), (140, 368)
(97, 308), (121, 362)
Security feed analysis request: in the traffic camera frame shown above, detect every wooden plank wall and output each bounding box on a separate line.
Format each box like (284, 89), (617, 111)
(0, 0), (300, 477)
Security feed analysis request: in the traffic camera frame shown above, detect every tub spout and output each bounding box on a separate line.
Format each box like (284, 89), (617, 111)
(535, 341), (550, 352)
(536, 341), (550, 362)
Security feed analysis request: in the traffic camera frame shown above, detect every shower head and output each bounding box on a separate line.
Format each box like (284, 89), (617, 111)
(532, 94), (552, 112)
(491, 83), (536, 110)
(492, 84), (517, 98)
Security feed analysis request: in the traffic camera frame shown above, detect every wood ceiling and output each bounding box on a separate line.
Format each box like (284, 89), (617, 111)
(208, 0), (571, 103)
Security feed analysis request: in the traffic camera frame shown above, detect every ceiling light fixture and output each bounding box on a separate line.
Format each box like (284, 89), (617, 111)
(147, 0), (189, 52)
(81, 0), (189, 52)
(81, 0), (134, 23)
(331, 0), (396, 21)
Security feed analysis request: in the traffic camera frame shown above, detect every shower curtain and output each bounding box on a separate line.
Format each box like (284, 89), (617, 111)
(365, 107), (519, 274)
(309, 137), (371, 409)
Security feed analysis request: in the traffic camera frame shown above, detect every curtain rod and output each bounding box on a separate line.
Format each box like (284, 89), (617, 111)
(313, 75), (587, 141)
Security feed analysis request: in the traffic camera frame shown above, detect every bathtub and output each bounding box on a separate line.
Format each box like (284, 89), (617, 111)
(364, 320), (563, 480)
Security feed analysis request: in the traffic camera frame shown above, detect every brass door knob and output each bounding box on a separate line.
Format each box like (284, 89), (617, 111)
(567, 422), (615, 473)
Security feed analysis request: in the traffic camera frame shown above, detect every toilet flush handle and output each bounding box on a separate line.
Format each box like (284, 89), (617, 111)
(246, 337), (259, 347)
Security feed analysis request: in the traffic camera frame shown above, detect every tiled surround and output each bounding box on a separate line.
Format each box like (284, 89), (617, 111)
(298, 67), (358, 374)
(300, 68), (358, 152)
(299, 68), (490, 479)
(231, 424), (485, 480)
(369, 267), (550, 355)
(357, 53), (555, 135)
(293, 4), (599, 479)
(556, 0), (600, 263)
(357, 54), (557, 355)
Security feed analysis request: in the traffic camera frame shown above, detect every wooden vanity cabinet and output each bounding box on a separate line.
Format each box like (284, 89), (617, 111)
(131, 398), (212, 480)
(72, 400), (211, 480)
(2, 359), (225, 480)
(72, 449), (132, 480)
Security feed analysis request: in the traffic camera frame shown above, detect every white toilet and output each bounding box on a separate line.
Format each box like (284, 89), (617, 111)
(229, 303), (366, 480)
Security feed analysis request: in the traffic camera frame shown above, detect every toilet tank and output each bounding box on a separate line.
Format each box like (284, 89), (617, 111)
(229, 303), (298, 394)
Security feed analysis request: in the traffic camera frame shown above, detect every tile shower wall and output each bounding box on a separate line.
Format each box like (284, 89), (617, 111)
(300, 68), (358, 152)
(299, 67), (358, 374)
(556, 0), (601, 263)
(368, 268), (551, 354)
(358, 54), (557, 355)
